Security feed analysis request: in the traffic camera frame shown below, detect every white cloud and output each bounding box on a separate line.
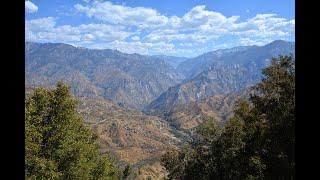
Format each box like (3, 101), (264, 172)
(74, 3), (238, 33)
(131, 36), (140, 41)
(182, 5), (228, 29)
(26, 17), (56, 31)
(238, 38), (268, 46)
(74, 2), (294, 43)
(25, 18), (133, 43)
(25, 1), (38, 13)
(26, 1), (295, 57)
(83, 34), (95, 41)
(231, 14), (295, 41)
(74, 1), (169, 29)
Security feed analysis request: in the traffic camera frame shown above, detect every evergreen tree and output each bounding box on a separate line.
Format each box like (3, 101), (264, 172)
(161, 55), (295, 180)
(25, 82), (119, 179)
(250, 55), (295, 179)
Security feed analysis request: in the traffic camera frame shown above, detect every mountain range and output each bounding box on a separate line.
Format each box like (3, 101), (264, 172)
(25, 40), (294, 167)
(26, 42), (184, 109)
(26, 40), (294, 110)
(144, 40), (294, 124)
(177, 40), (295, 80)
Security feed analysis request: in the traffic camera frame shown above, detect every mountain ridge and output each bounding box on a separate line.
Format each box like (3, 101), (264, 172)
(144, 40), (294, 130)
(26, 42), (185, 109)
(177, 40), (295, 80)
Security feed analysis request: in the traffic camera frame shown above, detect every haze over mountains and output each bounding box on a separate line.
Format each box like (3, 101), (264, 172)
(25, 40), (294, 166)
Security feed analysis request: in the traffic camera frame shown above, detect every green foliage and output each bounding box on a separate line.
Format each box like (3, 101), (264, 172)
(25, 82), (119, 180)
(161, 55), (295, 180)
(251, 55), (295, 179)
(161, 147), (194, 180)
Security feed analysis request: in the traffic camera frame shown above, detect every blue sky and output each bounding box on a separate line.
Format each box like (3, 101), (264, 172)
(25, 0), (295, 57)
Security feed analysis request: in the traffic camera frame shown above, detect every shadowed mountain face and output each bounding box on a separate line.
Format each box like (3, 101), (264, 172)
(25, 42), (184, 109)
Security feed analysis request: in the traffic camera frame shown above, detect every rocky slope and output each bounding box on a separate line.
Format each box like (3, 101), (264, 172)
(177, 40), (295, 80)
(25, 42), (184, 109)
(77, 97), (182, 167)
(145, 65), (258, 113)
(145, 88), (252, 132)
(26, 40), (294, 111)
(145, 40), (294, 124)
